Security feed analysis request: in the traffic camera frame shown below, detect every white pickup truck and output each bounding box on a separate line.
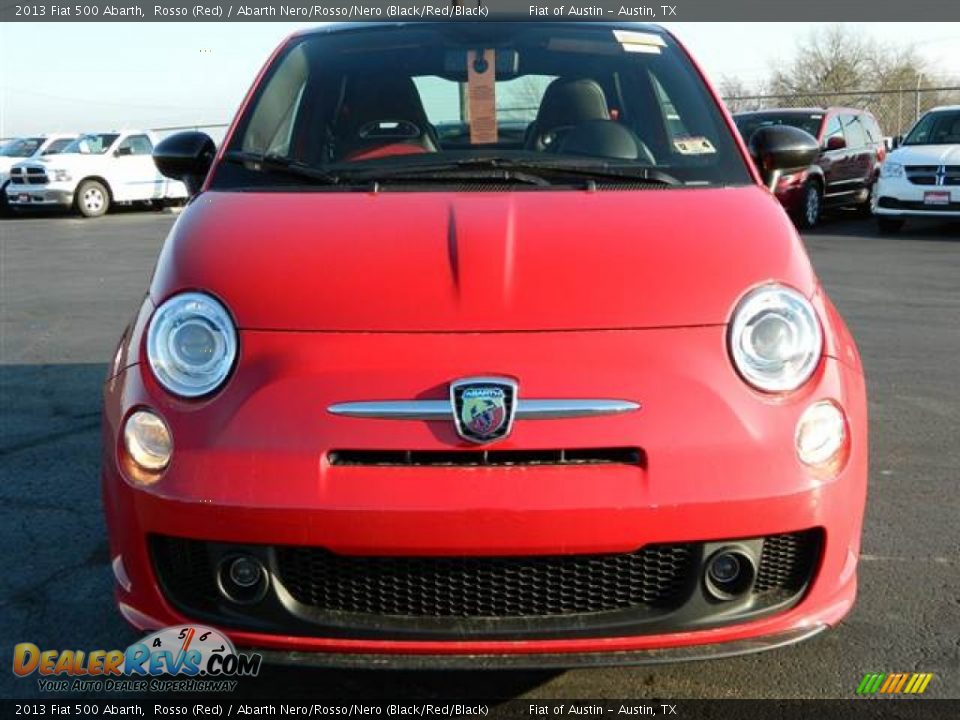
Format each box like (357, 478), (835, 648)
(0, 134), (78, 213)
(5, 130), (189, 217)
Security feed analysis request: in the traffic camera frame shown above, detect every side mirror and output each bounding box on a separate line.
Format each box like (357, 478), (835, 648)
(749, 125), (820, 190)
(115, 146), (133, 157)
(153, 131), (216, 196)
(892, 135), (903, 149)
(825, 135), (846, 152)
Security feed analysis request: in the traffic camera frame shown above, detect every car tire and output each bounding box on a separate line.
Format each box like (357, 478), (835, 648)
(0, 181), (12, 217)
(877, 217), (904, 234)
(75, 179), (110, 218)
(796, 181), (822, 229)
(856, 181), (875, 217)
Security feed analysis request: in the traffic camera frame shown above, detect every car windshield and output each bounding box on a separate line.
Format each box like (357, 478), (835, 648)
(1, 137), (44, 157)
(63, 133), (119, 154)
(903, 110), (960, 145)
(734, 113), (823, 142)
(215, 24), (751, 190)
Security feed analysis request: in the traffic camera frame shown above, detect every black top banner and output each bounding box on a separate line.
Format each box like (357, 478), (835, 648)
(4, 0), (960, 22)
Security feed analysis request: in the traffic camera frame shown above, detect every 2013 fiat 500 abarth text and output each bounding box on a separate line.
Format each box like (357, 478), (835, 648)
(102, 22), (868, 668)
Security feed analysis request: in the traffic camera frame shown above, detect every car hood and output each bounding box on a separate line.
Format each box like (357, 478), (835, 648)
(889, 144), (960, 165)
(151, 186), (815, 332)
(22, 153), (103, 169)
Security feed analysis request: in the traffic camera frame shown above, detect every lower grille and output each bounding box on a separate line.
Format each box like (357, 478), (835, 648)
(328, 447), (643, 467)
(149, 529), (823, 639)
(276, 545), (694, 617)
(152, 534), (216, 612)
(754, 530), (822, 596)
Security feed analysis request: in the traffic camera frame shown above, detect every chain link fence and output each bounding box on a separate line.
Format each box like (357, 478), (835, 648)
(6, 87), (960, 147)
(723, 86), (960, 138)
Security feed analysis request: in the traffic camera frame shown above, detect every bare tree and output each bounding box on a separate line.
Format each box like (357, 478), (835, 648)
(718, 76), (758, 112)
(767, 25), (928, 104)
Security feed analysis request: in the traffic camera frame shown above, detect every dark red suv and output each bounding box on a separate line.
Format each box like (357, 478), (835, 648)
(734, 108), (886, 228)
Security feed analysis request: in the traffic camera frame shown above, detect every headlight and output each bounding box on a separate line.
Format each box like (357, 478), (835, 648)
(147, 292), (237, 397)
(880, 161), (903, 178)
(729, 284), (822, 393)
(52, 169), (71, 182)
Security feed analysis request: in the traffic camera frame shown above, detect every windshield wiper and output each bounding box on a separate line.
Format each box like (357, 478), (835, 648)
(343, 166), (551, 186)
(222, 151), (342, 185)
(222, 152), (685, 188)
(342, 157), (682, 187)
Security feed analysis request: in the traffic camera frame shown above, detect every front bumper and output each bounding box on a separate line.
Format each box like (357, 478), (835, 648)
(873, 175), (960, 217)
(5, 182), (73, 207)
(102, 325), (867, 663)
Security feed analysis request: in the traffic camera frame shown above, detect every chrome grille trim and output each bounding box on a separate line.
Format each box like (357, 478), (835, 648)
(328, 398), (640, 420)
(906, 164), (960, 186)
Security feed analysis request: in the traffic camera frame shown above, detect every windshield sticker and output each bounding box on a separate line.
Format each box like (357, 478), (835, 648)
(673, 137), (717, 155)
(614, 30), (665, 54)
(467, 49), (498, 145)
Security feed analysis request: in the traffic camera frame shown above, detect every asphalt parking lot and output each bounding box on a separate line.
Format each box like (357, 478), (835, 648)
(1, 209), (958, 700)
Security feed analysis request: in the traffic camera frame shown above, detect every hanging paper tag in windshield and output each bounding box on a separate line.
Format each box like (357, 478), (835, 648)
(467, 49), (497, 145)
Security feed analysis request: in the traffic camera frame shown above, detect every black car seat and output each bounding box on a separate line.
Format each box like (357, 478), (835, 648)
(334, 75), (440, 161)
(525, 77), (611, 152)
(559, 119), (657, 164)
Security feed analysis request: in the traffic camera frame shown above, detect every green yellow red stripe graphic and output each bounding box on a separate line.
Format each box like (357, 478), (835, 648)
(857, 672), (934, 695)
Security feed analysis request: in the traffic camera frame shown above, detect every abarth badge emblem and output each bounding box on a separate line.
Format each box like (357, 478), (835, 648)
(450, 377), (518, 444)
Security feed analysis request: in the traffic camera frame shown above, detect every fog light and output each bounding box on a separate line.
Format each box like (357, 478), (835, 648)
(796, 400), (847, 468)
(123, 410), (172, 471)
(708, 553), (741, 584)
(228, 557), (263, 588)
(704, 549), (755, 600)
(217, 555), (268, 604)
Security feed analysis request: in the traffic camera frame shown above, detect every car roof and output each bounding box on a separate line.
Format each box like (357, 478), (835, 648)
(75, 130), (150, 135)
(926, 105), (960, 113)
(734, 107), (872, 116)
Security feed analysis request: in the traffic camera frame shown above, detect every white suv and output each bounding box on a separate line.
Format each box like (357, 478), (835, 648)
(6, 131), (188, 217)
(0, 134), (77, 212)
(873, 105), (960, 233)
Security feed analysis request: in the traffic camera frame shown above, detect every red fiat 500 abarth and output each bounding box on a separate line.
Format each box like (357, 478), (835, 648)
(102, 22), (867, 668)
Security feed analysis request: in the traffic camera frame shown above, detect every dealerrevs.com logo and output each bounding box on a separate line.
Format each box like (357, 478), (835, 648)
(13, 625), (262, 693)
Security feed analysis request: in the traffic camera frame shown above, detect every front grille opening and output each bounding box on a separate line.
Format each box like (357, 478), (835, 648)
(148, 530), (822, 638)
(328, 447), (644, 467)
(276, 545), (695, 618)
(753, 529), (823, 597)
(151, 535), (217, 612)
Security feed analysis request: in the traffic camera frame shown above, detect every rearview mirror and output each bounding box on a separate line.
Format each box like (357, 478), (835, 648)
(443, 48), (520, 79)
(749, 125), (820, 190)
(153, 131), (216, 196)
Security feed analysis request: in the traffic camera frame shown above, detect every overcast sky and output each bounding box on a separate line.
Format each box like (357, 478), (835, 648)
(1, 22), (959, 138)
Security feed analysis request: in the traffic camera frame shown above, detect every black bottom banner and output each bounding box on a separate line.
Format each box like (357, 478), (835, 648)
(3, 700), (959, 719)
